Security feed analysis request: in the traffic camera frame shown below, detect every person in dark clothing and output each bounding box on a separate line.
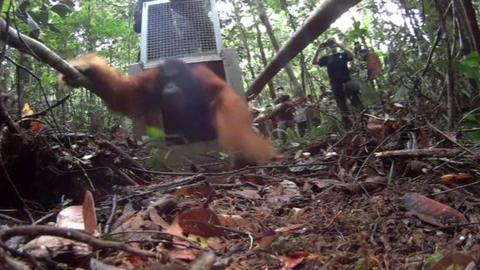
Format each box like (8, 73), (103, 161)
(313, 38), (363, 126)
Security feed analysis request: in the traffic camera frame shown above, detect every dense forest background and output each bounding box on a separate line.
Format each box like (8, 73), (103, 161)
(2, 0), (480, 136)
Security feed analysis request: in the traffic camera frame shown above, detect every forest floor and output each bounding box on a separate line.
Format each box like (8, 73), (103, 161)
(0, 116), (479, 269)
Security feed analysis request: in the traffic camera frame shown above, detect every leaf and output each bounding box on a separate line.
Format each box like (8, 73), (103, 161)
(30, 121), (44, 133)
(177, 208), (224, 237)
(56, 205), (85, 229)
(439, 173), (474, 185)
(240, 174), (266, 186)
(230, 189), (262, 200)
(47, 23), (61, 33)
(60, 0), (75, 9)
(21, 103), (34, 117)
(457, 52), (480, 79)
(146, 127), (165, 140)
(82, 190), (98, 236)
(51, 3), (72, 17)
(254, 228), (277, 250)
(173, 182), (212, 198)
(279, 251), (323, 270)
(367, 52), (382, 79)
(29, 4), (49, 25)
(266, 180), (301, 205)
(400, 193), (468, 227)
(148, 207), (169, 229)
(424, 252), (444, 269)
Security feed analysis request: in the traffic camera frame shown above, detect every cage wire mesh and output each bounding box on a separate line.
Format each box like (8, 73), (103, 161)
(144, 0), (219, 62)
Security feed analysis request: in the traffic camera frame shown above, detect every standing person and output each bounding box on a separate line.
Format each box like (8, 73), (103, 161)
(312, 38), (364, 126)
(294, 99), (308, 137)
(273, 94), (295, 143)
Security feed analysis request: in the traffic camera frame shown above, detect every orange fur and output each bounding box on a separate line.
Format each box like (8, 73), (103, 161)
(60, 54), (276, 164)
(191, 65), (276, 164)
(60, 54), (162, 120)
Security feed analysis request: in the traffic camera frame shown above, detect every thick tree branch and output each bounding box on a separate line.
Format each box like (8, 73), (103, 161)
(0, 17), (92, 89)
(246, 0), (361, 100)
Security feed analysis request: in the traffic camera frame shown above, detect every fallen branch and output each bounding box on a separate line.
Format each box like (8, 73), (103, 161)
(130, 161), (336, 177)
(0, 225), (161, 259)
(0, 17), (91, 89)
(375, 148), (462, 158)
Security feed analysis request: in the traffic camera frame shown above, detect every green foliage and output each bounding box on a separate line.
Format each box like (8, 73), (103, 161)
(310, 112), (339, 137)
(459, 109), (480, 141)
(145, 127), (170, 168)
(457, 52), (480, 80)
(423, 252), (443, 269)
(219, 151), (230, 160)
(146, 127), (165, 142)
(360, 83), (380, 107)
(2, 0), (477, 141)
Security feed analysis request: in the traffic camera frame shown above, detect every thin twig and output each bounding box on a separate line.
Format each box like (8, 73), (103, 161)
(18, 94), (71, 120)
(375, 148), (462, 158)
(98, 140), (152, 182)
(427, 121), (477, 156)
(32, 211), (56, 225)
(354, 125), (408, 181)
(103, 194), (118, 234)
(432, 180), (480, 196)
(130, 161), (336, 177)
(0, 213), (24, 224)
(0, 225), (161, 258)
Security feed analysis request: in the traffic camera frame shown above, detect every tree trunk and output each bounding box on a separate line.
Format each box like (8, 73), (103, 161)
(253, 15), (276, 100)
(16, 54), (29, 118)
(459, 0), (480, 55)
(278, 0), (308, 96)
(230, 0), (256, 82)
(435, 0), (456, 130)
(254, 0), (303, 97)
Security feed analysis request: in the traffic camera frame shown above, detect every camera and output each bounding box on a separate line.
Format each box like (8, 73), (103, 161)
(320, 38), (336, 48)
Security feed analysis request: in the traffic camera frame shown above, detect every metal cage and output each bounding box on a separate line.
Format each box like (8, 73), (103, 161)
(140, 0), (222, 68)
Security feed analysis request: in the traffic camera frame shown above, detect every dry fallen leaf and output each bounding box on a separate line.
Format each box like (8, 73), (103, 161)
(21, 192), (99, 262)
(439, 173), (474, 185)
(401, 193), (468, 227)
(173, 182), (213, 198)
(82, 190), (99, 236)
(266, 180), (301, 205)
(218, 214), (249, 229)
(148, 207), (170, 229)
(254, 227), (277, 250)
(279, 251), (323, 270)
(21, 103), (34, 117)
(177, 208), (224, 237)
(239, 174), (267, 186)
(230, 189), (262, 200)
